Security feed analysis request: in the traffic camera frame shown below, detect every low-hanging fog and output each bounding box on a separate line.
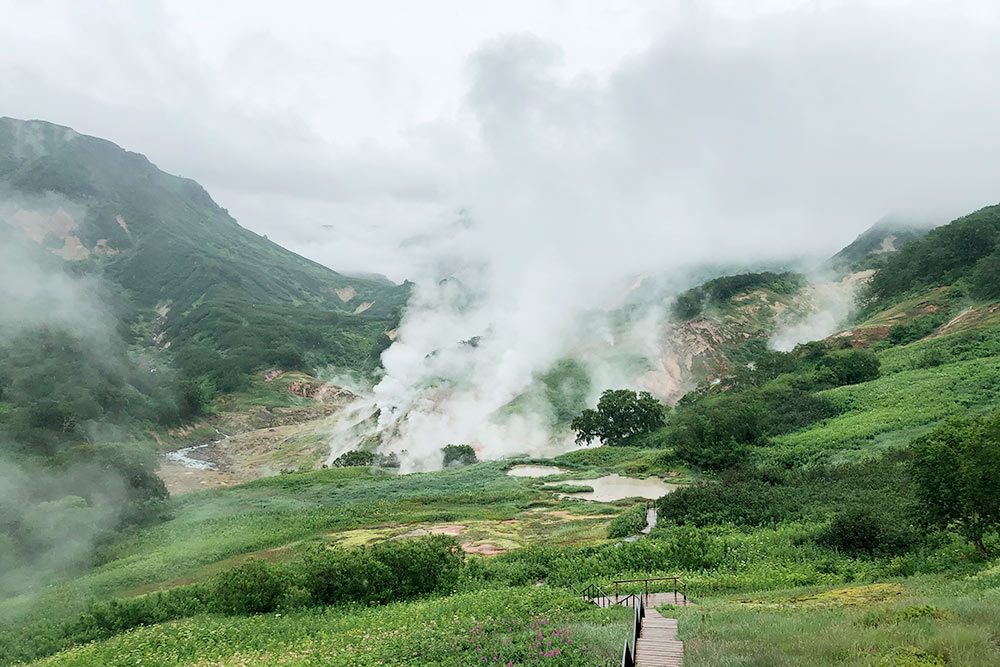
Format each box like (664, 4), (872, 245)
(0, 222), (151, 610)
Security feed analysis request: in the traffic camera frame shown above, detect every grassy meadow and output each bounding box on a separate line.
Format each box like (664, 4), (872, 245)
(6, 322), (1000, 665)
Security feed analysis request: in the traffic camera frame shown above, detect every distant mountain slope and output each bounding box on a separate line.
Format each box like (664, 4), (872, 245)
(0, 118), (410, 391)
(866, 203), (1000, 305)
(829, 216), (937, 272)
(824, 203), (1000, 348)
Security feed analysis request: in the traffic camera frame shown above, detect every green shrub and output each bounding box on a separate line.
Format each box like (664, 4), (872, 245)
(78, 585), (209, 635)
(301, 545), (392, 605)
(817, 349), (881, 386)
(653, 525), (722, 570)
(887, 314), (948, 346)
(212, 558), (290, 614)
(372, 535), (465, 598)
(442, 444), (478, 467)
(331, 450), (375, 467)
(330, 450), (399, 468)
(817, 506), (920, 557)
(607, 505), (648, 538)
(302, 536), (464, 606)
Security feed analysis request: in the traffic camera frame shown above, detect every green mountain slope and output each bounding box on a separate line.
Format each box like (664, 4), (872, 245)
(866, 203), (1000, 305)
(829, 216), (937, 271)
(0, 117), (410, 393)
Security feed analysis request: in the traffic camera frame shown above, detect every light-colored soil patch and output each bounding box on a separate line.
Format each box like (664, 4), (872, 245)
(462, 542), (506, 555)
(937, 306), (975, 335)
(53, 235), (90, 260)
(353, 301), (374, 314)
(157, 461), (249, 495)
(7, 207), (77, 243)
(334, 286), (356, 302)
(93, 239), (118, 255)
(158, 403), (357, 494)
(393, 524), (467, 540)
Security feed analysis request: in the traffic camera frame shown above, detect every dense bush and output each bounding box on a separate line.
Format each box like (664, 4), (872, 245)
(212, 558), (292, 614)
(661, 391), (762, 471)
(302, 536), (464, 605)
(759, 383), (839, 435)
(607, 504), (648, 538)
(910, 411), (1000, 558)
(657, 460), (923, 532)
(302, 545), (393, 605)
(442, 444), (478, 468)
(816, 349), (881, 386)
(887, 314), (949, 346)
(650, 525), (722, 570)
(330, 450), (399, 468)
(817, 506), (922, 557)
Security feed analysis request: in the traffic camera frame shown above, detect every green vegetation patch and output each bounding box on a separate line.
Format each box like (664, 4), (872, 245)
(31, 587), (629, 667)
(676, 577), (1000, 666)
(767, 355), (1000, 465)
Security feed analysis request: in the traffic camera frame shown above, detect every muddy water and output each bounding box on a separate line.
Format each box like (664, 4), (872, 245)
(506, 465), (569, 477)
(544, 474), (678, 502)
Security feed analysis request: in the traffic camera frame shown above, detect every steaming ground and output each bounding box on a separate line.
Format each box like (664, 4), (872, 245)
(323, 262), (873, 472)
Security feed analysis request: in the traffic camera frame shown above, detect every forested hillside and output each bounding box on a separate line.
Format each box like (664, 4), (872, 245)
(0, 119), (411, 607)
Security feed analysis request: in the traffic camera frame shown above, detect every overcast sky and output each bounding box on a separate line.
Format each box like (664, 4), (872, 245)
(2, 0), (999, 280)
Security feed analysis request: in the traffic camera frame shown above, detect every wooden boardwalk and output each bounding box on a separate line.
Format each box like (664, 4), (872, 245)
(592, 592), (693, 608)
(635, 607), (684, 667)
(587, 592), (688, 666)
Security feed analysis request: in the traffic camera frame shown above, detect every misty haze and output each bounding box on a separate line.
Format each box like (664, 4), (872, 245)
(2, 1), (1000, 665)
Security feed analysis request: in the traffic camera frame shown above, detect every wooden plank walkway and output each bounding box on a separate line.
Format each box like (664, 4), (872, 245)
(635, 607), (683, 667)
(587, 592), (688, 666)
(592, 592), (693, 608)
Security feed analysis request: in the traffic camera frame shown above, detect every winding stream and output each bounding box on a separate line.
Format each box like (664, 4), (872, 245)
(164, 430), (228, 470)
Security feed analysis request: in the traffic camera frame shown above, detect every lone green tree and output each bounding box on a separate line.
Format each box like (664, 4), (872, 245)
(909, 412), (1000, 558)
(571, 389), (666, 446)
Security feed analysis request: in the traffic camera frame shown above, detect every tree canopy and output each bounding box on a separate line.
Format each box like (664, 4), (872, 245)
(909, 411), (1000, 558)
(571, 389), (666, 446)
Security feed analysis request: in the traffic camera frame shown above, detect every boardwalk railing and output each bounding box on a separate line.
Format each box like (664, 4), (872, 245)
(621, 594), (645, 667)
(612, 576), (687, 604)
(577, 582), (613, 608)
